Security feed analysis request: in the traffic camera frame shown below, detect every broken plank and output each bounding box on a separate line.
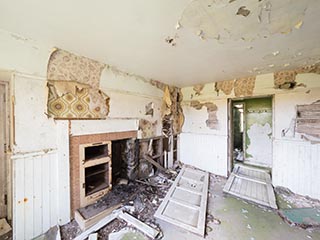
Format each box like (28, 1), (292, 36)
(74, 213), (117, 240)
(143, 154), (168, 173)
(88, 233), (98, 240)
(118, 211), (159, 239)
(75, 203), (122, 231)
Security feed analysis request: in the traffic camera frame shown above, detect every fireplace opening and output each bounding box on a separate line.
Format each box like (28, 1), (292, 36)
(85, 162), (111, 196)
(111, 139), (126, 184)
(84, 143), (109, 161)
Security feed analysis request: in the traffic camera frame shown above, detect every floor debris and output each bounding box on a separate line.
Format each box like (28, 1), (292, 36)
(33, 225), (61, 240)
(109, 228), (147, 240)
(279, 208), (320, 229)
(0, 219), (11, 237)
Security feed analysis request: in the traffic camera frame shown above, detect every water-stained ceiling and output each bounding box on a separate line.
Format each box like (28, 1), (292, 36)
(0, 0), (320, 87)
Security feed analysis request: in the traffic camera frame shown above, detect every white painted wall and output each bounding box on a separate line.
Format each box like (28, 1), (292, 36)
(0, 29), (166, 239)
(181, 73), (320, 200)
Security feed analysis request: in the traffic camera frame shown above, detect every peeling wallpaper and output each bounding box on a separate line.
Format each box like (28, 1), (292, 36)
(47, 81), (110, 119)
(47, 49), (105, 88)
(47, 49), (109, 119)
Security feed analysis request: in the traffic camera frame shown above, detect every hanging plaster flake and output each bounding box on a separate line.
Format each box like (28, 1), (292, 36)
(139, 119), (158, 138)
(234, 76), (256, 97)
(179, 0), (309, 42)
(172, 88), (185, 134)
(161, 86), (173, 117)
(215, 80), (234, 95)
(47, 81), (109, 119)
(47, 49), (105, 89)
(193, 84), (205, 96)
(190, 100), (219, 129)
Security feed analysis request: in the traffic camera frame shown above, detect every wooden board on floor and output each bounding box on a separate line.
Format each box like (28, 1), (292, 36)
(154, 166), (209, 237)
(223, 164), (277, 209)
(75, 203), (122, 230)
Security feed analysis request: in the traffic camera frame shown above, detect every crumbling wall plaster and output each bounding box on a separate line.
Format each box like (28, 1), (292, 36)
(190, 100), (219, 129)
(214, 76), (255, 97)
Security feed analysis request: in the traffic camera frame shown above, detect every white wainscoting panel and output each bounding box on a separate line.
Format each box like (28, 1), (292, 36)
(12, 149), (70, 239)
(180, 133), (228, 177)
(273, 139), (320, 200)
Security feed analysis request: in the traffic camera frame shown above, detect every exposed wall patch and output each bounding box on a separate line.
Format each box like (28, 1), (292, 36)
(190, 100), (218, 129)
(215, 80), (234, 95)
(193, 84), (205, 96)
(234, 76), (256, 97)
(139, 119), (158, 138)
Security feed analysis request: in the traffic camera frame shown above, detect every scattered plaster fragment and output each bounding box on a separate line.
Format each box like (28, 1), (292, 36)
(246, 46), (253, 50)
(284, 63), (290, 67)
(269, 64), (274, 68)
(237, 6), (251, 17)
(229, 0), (237, 3)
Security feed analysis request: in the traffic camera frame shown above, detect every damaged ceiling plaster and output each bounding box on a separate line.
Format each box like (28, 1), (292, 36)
(179, 0), (309, 41)
(1, 0), (320, 86)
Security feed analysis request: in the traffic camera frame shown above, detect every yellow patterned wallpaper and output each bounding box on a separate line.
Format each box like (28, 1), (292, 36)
(47, 49), (109, 119)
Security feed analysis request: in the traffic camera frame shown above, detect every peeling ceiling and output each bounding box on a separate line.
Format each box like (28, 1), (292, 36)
(1, 0), (320, 87)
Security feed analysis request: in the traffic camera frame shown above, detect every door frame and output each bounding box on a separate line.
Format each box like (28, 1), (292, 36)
(0, 71), (13, 220)
(227, 95), (274, 176)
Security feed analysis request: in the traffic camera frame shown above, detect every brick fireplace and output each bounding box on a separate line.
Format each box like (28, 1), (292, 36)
(69, 131), (137, 216)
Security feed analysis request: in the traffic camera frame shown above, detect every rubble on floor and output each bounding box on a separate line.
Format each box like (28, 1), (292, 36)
(33, 225), (61, 240)
(0, 219), (12, 240)
(0, 219), (11, 237)
(61, 171), (176, 240)
(275, 186), (320, 229)
(275, 187), (320, 209)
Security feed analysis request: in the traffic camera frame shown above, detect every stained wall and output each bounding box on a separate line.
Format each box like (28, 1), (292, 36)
(181, 71), (320, 200)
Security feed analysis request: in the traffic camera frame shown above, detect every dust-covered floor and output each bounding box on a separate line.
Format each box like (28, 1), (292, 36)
(59, 168), (320, 240)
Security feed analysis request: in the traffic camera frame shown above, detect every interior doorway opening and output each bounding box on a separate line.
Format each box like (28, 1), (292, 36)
(0, 76), (10, 221)
(229, 96), (273, 173)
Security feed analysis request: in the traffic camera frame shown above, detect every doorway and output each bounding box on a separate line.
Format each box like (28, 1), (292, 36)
(229, 96), (273, 172)
(0, 81), (9, 219)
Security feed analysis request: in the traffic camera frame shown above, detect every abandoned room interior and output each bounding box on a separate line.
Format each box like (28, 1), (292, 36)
(1, 0), (320, 239)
